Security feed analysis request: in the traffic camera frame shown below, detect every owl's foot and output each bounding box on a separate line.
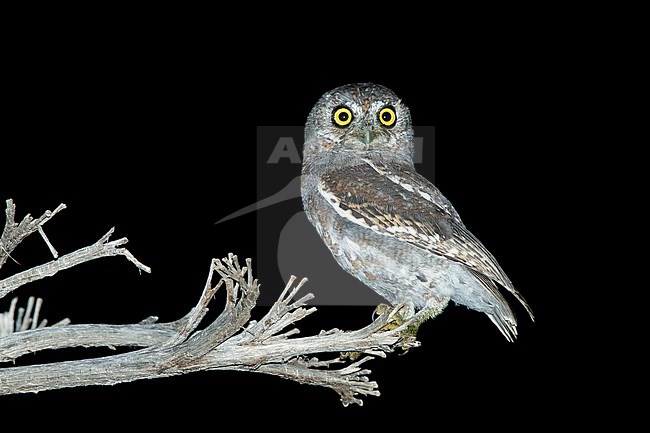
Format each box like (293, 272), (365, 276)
(340, 351), (362, 361)
(341, 300), (446, 359)
(374, 302), (414, 332)
(340, 303), (413, 360)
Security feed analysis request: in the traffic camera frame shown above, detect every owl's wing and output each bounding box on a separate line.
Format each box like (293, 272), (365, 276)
(357, 159), (465, 226)
(319, 160), (533, 319)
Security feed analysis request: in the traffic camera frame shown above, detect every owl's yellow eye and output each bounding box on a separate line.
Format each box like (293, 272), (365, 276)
(378, 106), (397, 128)
(332, 106), (353, 127)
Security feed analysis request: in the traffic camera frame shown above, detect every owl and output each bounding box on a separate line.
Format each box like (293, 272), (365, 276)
(301, 83), (533, 341)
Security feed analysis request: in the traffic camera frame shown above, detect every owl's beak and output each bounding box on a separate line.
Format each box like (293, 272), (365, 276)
(349, 125), (376, 150)
(361, 129), (376, 151)
(363, 130), (373, 146)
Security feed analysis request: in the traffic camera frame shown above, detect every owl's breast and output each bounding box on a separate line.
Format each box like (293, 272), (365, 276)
(302, 178), (341, 255)
(302, 179), (461, 308)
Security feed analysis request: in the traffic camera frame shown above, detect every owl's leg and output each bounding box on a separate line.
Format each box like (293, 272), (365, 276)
(401, 295), (450, 340)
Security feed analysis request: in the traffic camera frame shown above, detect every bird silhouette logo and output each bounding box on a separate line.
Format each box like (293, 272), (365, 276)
(215, 124), (435, 307)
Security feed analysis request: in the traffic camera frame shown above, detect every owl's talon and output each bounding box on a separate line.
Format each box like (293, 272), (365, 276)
(374, 302), (413, 332)
(372, 303), (392, 321)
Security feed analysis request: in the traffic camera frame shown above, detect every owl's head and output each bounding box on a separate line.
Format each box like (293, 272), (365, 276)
(303, 83), (414, 169)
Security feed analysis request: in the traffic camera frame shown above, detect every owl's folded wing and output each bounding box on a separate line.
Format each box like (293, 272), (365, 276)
(319, 162), (533, 319)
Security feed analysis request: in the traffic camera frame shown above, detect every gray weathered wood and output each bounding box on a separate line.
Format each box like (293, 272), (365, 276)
(0, 199), (66, 269)
(0, 320), (179, 363)
(0, 228), (150, 299)
(0, 253), (424, 405)
(0, 200), (425, 406)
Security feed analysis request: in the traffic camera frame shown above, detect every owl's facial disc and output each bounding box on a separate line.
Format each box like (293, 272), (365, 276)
(330, 102), (399, 151)
(305, 84), (415, 165)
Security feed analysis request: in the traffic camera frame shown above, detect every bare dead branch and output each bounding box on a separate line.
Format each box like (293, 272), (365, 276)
(0, 200), (425, 406)
(0, 296), (70, 338)
(0, 200), (66, 270)
(0, 255), (418, 405)
(0, 319), (181, 363)
(254, 359), (379, 407)
(37, 225), (58, 259)
(0, 228), (151, 300)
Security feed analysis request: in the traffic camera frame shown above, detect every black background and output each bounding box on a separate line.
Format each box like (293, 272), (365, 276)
(1, 40), (584, 425)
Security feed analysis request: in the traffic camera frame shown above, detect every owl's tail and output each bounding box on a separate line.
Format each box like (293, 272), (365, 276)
(468, 269), (518, 342)
(486, 307), (518, 343)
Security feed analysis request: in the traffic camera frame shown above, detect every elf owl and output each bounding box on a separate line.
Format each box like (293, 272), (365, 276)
(301, 83), (533, 341)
